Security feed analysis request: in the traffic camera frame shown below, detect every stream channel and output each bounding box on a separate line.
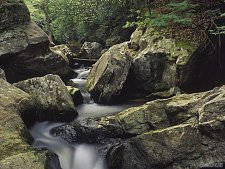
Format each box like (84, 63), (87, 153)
(29, 64), (144, 169)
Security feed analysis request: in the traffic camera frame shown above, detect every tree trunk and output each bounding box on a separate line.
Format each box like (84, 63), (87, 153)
(43, 0), (53, 43)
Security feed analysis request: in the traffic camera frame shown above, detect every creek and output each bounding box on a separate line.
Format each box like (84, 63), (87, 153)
(29, 64), (144, 169)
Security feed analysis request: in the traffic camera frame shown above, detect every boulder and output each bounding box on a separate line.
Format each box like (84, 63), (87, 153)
(14, 74), (78, 122)
(50, 44), (74, 62)
(0, 0), (30, 31)
(79, 42), (103, 59)
(106, 85), (225, 169)
(67, 86), (83, 106)
(0, 78), (47, 169)
(0, 68), (6, 80)
(131, 27), (192, 93)
(51, 85), (225, 169)
(0, 1), (70, 83)
(0, 21), (70, 83)
(86, 43), (132, 103)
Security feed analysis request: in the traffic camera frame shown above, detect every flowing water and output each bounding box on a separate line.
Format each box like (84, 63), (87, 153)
(30, 64), (144, 169)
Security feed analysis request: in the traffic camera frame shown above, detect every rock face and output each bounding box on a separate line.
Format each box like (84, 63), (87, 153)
(0, 78), (46, 169)
(106, 86), (225, 169)
(87, 25), (225, 103)
(0, 1), (69, 83)
(86, 43), (132, 103)
(51, 85), (225, 169)
(79, 41), (103, 59)
(14, 74), (78, 122)
(0, 0), (30, 30)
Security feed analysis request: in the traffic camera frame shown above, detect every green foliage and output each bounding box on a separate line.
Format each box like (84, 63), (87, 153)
(24, 0), (45, 27)
(25, 0), (125, 42)
(124, 0), (195, 29)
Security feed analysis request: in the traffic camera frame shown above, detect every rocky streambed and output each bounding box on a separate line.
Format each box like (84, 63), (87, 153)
(1, 1), (225, 169)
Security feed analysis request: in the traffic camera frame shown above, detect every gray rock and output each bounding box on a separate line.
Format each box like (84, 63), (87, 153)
(106, 85), (225, 169)
(0, 0), (30, 31)
(14, 74), (78, 121)
(86, 43), (132, 103)
(79, 42), (103, 59)
(0, 68), (6, 80)
(0, 78), (46, 169)
(0, 21), (70, 82)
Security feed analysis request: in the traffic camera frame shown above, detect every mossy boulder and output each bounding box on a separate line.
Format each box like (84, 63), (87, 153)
(14, 74), (78, 122)
(106, 85), (225, 169)
(79, 41), (103, 59)
(0, 152), (46, 169)
(0, 1), (70, 83)
(0, 0), (30, 31)
(0, 78), (47, 169)
(86, 43), (132, 103)
(0, 21), (70, 83)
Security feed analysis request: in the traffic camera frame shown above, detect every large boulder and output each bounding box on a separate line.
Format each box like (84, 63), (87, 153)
(0, 78), (47, 169)
(79, 41), (103, 59)
(51, 85), (225, 169)
(86, 43), (132, 103)
(0, 1), (69, 83)
(130, 26), (225, 93)
(0, 0), (30, 31)
(130, 27), (193, 93)
(14, 74), (78, 122)
(106, 85), (225, 169)
(0, 21), (70, 83)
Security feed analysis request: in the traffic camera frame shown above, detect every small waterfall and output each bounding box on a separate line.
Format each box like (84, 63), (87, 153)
(69, 65), (93, 104)
(30, 64), (144, 169)
(30, 122), (106, 169)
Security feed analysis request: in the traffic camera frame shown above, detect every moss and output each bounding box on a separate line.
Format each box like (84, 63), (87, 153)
(67, 86), (80, 95)
(0, 151), (46, 169)
(0, 130), (31, 161)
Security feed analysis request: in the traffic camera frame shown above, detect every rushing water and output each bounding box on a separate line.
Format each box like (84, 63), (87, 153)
(30, 65), (143, 169)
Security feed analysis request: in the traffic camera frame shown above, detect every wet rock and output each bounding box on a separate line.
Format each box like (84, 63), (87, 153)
(79, 41), (103, 59)
(51, 117), (125, 144)
(86, 43), (132, 103)
(106, 85), (225, 169)
(67, 86), (83, 106)
(0, 68), (6, 80)
(45, 152), (62, 169)
(14, 74), (78, 122)
(0, 78), (46, 169)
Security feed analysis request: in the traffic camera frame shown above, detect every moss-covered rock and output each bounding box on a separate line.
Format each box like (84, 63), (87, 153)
(14, 74), (78, 122)
(86, 42), (132, 103)
(0, 1), (70, 83)
(0, 152), (46, 169)
(106, 85), (225, 169)
(0, 0), (30, 31)
(0, 78), (47, 169)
